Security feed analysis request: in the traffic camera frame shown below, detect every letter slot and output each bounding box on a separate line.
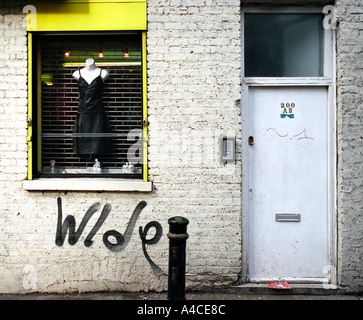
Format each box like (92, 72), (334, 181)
(275, 213), (301, 222)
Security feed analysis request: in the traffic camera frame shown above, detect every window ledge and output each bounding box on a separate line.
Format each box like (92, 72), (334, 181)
(23, 178), (153, 192)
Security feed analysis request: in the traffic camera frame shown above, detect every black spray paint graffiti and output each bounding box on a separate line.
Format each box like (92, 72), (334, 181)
(55, 198), (163, 272)
(139, 221), (163, 273)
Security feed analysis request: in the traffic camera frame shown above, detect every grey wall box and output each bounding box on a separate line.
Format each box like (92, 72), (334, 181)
(221, 136), (236, 163)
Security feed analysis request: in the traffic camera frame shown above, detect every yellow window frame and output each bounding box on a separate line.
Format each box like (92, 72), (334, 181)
(27, 33), (33, 180)
(26, 1), (148, 181)
(26, 0), (147, 32)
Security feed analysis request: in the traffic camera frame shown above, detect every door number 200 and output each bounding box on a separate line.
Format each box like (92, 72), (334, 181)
(281, 102), (295, 114)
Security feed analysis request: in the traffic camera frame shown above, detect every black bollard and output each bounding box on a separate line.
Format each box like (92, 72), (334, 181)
(167, 216), (189, 300)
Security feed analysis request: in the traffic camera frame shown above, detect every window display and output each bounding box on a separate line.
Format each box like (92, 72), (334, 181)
(33, 33), (143, 177)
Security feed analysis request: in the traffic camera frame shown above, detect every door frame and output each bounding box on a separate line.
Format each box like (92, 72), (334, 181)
(240, 6), (337, 284)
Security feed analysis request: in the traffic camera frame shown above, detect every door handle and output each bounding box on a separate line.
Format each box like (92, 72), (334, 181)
(248, 136), (254, 145)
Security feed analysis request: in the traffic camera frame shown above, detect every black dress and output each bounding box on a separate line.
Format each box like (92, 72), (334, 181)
(73, 69), (113, 156)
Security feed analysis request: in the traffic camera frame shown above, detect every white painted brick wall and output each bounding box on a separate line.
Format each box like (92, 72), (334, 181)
(335, 0), (363, 292)
(0, 0), (361, 294)
(0, 0), (242, 294)
(146, 0), (242, 291)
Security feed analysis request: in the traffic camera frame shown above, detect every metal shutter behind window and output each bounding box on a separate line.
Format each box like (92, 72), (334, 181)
(38, 34), (143, 177)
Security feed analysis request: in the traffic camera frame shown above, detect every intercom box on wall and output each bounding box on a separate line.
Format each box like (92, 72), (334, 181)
(221, 136), (236, 163)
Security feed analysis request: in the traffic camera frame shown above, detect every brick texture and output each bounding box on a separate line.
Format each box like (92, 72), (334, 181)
(0, 0), (242, 294)
(335, 0), (363, 291)
(0, 0), (361, 294)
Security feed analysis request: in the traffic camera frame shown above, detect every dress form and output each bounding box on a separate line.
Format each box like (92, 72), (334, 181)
(72, 58), (109, 84)
(72, 58), (113, 156)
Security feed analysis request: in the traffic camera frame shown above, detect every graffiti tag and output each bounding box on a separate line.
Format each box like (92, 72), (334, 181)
(55, 198), (163, 271)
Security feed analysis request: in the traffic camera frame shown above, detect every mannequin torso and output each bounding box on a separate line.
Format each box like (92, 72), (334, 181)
(72, 58), (109, 84)
(72, 58), (113, 156)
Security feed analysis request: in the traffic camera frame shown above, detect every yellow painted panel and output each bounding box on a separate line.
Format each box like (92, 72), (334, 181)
(27, 33), (33, 180)
(63, 1), (146, 2)
(28, 2), (147, 31)
(142, 31), (148, 182)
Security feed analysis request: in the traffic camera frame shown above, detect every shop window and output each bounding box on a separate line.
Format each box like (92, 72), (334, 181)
(244, 14), (324, 77)
(31, 33), (144, 178)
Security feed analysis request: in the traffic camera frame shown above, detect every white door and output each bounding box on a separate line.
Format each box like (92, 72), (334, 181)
(242, 8), (335, 283)
(248, 86), (329, 282)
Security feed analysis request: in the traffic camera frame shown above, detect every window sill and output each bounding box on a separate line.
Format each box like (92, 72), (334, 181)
(23, 178), (153, 192)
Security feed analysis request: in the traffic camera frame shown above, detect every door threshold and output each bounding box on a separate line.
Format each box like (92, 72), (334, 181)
(230, 283), (345, 295)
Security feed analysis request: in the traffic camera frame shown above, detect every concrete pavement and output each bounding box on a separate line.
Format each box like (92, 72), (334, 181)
(0, 291), (361, 300)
